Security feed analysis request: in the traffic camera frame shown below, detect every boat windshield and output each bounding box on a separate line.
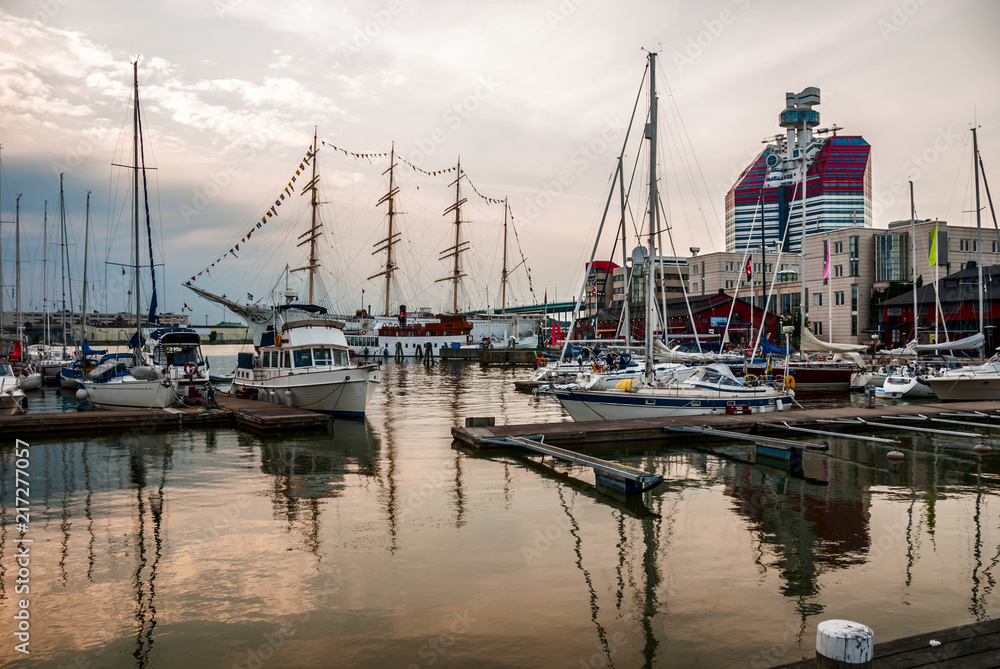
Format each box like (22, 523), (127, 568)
(294, 350), (313, 368)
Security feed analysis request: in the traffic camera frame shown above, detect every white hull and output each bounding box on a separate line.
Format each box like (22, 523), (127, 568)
(232, 365), (379, 416)
(80, 377), (178, 410)
(924, 374), (1000, 401)
(18, 373), (43, 391)
(878, 375), (935, 399)
(554, 387), (791, 421)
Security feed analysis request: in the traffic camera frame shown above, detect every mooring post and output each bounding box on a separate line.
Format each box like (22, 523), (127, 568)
(815, 619), (873, 668)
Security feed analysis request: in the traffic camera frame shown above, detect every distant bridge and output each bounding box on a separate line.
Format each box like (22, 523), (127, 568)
(464, 301), (577, 320)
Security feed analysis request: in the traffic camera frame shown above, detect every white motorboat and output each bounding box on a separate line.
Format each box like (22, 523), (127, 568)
(876, 368), (935, 400)
(922, 356), (1000, 401)
(0, 363), (27, 414)
(231, 307), (379, 417)
(145, 328), (211, 388)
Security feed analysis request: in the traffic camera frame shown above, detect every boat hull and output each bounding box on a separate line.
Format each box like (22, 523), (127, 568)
(80, 379), (178, 410)
(231, 366), (379, 417)
(552, 387), (790, 421)
(747, 364), (853, 391)
(923, 375), (1000, 401)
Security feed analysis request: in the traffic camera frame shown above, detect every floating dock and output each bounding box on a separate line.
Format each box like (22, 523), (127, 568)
(452, 400), (1000, 449)
(0, 392), (333, 437)
(774, 617), (1000, 668)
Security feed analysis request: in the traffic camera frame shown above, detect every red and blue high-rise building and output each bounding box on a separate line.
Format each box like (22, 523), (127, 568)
(725, 87), (872, 253)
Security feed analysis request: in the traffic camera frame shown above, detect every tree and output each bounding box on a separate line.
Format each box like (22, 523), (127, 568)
(209, 330), (218, 344)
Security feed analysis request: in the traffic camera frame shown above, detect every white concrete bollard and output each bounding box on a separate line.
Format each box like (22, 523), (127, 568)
(815, 619), (874, 668)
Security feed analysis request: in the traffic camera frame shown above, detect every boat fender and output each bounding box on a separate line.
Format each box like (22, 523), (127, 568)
(784, 375), (795, 390)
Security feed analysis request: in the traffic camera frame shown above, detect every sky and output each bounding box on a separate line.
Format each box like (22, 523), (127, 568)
(1, 0), (998, 326)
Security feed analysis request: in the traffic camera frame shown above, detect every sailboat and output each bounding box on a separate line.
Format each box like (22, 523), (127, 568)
(922, 126), (1000, 400)
(552, 52), (794, 421)
(7, 195), (42, 391)
(191, 129), (380, 417)
(77, 56), (178, 411)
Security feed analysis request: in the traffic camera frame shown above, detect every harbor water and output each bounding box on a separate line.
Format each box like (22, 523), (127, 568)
(1, 354), (998, 667)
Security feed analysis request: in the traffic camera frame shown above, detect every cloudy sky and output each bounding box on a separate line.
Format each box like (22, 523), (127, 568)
(1, 0), (998, 324)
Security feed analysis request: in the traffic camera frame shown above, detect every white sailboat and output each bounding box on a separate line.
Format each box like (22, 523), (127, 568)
(552, 52), (793, 421)
(77, 56), (178, 411)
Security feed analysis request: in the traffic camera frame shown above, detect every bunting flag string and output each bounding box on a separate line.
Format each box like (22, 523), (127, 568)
(462, 173), (506, 206)
(186, 146), (312, 285)
(318, 138), (458, 178)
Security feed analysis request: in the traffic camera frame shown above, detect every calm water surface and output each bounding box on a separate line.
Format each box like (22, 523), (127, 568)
(1, 357), (998, 668)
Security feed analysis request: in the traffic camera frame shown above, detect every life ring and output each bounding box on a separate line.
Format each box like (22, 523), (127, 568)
(784, 375), (795, 389)
(184, 362), (200, 377)
(361, 329), (367, 335)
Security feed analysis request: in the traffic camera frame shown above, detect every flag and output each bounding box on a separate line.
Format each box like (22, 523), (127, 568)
(765, 355), (773, 376)
(247, 293), (253, 301)
(122, 267), (126, 275)
(592, 284), (597, 296)
(183, 303), (193, 312)
(822, 241), (830, 280)
(745, 257), (752, 280)
(928, 224), (938, 265)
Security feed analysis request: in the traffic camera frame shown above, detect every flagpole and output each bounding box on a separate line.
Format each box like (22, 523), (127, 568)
(827, 234), (832, 342)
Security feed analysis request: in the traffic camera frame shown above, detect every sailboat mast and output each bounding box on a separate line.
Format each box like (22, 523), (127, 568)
(79, 192), (90, 353)
(799, 119), (808, 339)
(132, 59), (142, 346)
(370, 143), (401, 316)
(910, 181), (918, 350)
(973, 125), (984, 360)
(59, 173), (68, 354)
(501, 198), (509, 312)
(43, 201), (48, 345)
(451, 158), (463, 315)
(437, 158), (468, 315)
(645, 51), (658, 379)
(15, 195), (20, 347)
(307, 128), (320, 304)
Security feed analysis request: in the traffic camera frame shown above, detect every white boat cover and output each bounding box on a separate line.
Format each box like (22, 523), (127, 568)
(915, 332), (984, 351)
(652, 339), (743, 363)
(798, 326), (868, 353)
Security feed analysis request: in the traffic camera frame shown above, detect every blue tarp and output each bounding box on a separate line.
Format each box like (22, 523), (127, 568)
(760, 337), (794, 356)
(81, 340), (107, 356)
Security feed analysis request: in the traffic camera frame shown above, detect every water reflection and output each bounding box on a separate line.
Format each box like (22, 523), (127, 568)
(0, 363), (996, 668)
(257, 420), (381, 557)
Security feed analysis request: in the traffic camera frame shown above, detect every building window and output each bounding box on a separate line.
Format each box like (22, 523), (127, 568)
(835, 291), (845, 306)
(851, 284), (858, 311)
(835, 265), (843, 278)
(814, 322), (823, 336)
(814, 293), (822, 307)
(725, 280), (734, 289)
(851, 314), (858, 336)
(849, 236), (860, 277)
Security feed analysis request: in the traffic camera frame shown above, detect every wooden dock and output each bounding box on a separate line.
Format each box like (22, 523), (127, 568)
(774, 617), (1000, 668)
(0, 392), (332, 438)
(452, 400), (1000, 449)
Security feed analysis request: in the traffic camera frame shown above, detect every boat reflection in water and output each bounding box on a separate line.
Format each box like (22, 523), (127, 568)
(0, 362), (997, 668)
